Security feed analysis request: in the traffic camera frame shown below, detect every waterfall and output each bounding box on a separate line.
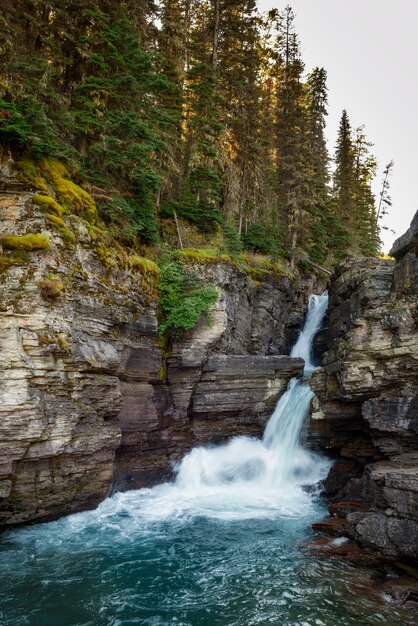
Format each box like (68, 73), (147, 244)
(262, 292), (328, 485)
(38, 293), (330, 524)
(0, 291), (394, 626)
(164, 291), (331, 519)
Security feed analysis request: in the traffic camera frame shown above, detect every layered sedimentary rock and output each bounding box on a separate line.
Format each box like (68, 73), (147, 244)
(115, 266), (308, 491)
(310, 211), (418, 560)
(0, 160), (312, 527)
(0, 159), (162, 525)
(191, 355), (304, 444)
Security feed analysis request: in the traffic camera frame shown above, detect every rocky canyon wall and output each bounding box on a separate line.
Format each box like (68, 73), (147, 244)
(309, 211), (418, 561)
(0, 160), (316, 528)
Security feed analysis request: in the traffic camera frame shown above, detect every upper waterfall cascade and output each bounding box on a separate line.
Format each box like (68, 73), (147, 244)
(290, 292), (329, 374)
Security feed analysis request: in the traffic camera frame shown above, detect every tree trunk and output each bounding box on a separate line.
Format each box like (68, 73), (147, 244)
(173, 210), (184, 249)
(182, 0), (191, 82)
(212, 0), (221, 71)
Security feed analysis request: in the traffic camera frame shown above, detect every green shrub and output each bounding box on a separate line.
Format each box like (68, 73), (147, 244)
(159, 286), (219, 336)
(100, 195), (159, 245)
(242, 223), (278, 255)
(0, 99), (30, 146)
(157, 245), (219, 337)
(221, 224), (242, 257)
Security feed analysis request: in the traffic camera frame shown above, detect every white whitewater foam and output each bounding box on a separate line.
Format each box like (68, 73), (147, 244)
(112, 291), (331, 522)
(331, 537), (350, 546)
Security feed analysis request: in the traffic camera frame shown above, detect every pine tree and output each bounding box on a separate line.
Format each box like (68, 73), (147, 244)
(332, 109), (355, 258)
(179, 0), (223, 232)
(352, 126), (380, 255)
(333, 113), (380, 258)
(158, 0), (188, 208)
(305, 67), (332, 264)
(274, 6), (312, 268)
(216, 0), (262, 234)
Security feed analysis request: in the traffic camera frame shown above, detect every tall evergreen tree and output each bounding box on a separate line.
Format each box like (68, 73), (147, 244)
(305, 67), (331, 264)
(179, 0), (223, 231)
(216, 0), (262, 233)
(158, 0), (187, 206)
(333, 112), (380, 258)
(332, 109), (355, 257)
(352, 126), (380, 255)
(274, 6), (312, 268)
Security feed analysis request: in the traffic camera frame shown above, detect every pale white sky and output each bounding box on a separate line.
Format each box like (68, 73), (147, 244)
(258, 0), (417, 251)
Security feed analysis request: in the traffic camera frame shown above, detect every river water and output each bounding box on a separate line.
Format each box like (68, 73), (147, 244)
(0, 295), (407, 625)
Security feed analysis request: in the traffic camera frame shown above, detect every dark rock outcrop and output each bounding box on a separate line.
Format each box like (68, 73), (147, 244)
(310, 211), (418, 561)
(191, 355), (304, 444)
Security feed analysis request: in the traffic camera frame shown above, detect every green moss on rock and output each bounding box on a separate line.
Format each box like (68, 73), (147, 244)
(1, 234), (50, 251)
(45, 161), (97, 224)
(0, 253), (26, 273)
(127, 254), (159, 276)
(46, 214), (76, 247)
(46, 213), (64, 227)
(17, 159), (48, 193)
(18, 159), (98, 225)
(33, 194), (64, 217)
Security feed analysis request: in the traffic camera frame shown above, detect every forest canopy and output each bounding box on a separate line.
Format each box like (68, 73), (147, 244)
(0, 1), (383, 268)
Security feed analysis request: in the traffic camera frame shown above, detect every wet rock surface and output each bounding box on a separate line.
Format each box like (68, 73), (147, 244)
(304, 534), (418, 619)
(310, 211), (418, 562)
(191, 355), (304, 444)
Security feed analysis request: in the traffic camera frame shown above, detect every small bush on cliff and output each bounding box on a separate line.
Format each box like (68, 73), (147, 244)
(0, 99), (30, 147)
(39, 276), (64, 300)
(242, 223), (280, 255)
(157, 246), (218, 338)
(221, 225), (242, 258)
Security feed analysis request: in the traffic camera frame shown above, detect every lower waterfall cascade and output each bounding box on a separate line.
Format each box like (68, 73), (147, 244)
(0, 292), (409, 626)
(170, 291), (331, 520)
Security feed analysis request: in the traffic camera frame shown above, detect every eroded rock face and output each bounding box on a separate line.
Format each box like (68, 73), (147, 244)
(0, 165), (314, 527)
(0, 173), (162, 525)
(310, 211), (418, 560)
